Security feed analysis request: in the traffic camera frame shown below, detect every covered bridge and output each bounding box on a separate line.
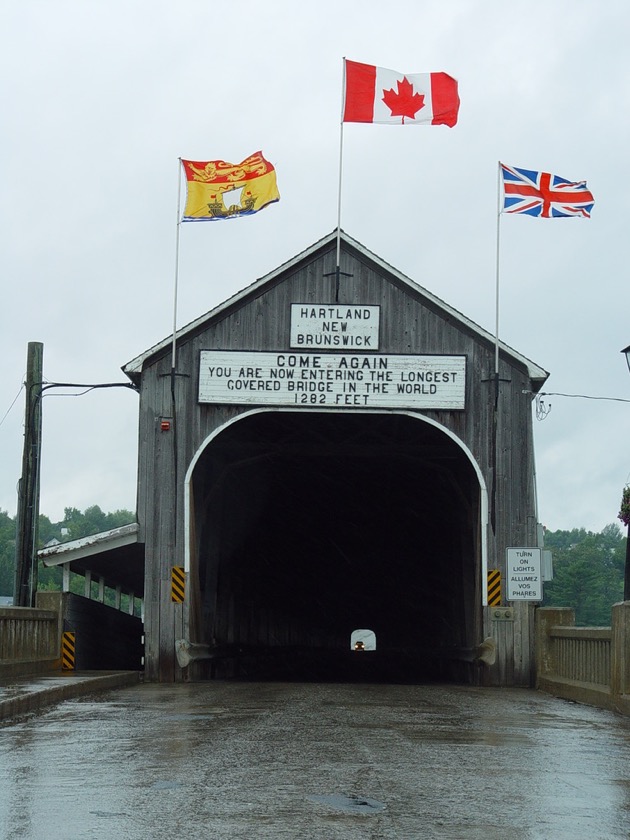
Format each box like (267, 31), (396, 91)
(123, 230), (548, 684)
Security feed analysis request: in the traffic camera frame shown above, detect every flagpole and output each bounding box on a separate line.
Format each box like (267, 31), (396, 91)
(489, 161), (504, 537)
(334, 57), (347, 301)
(494, 161), (503, 382)
(336, 121), (344, 267)
(172, 158), (183, 372)
(170, 159), (183, 604)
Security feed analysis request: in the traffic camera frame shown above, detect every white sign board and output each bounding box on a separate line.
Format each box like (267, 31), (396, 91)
(290, 305), (380, 350)
(506, 548), (543, 601)
(198, 351), (466, 410)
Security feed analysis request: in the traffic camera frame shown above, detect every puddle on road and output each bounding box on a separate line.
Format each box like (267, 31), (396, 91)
(307, 793), (386, 815)
(400, 726), (532, 746)
(164, 707), (268, 721)
(347, 720), (532, 746)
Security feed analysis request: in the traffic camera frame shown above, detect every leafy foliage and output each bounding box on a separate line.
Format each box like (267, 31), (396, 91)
(0, 509), (17, 596)
(0, 505), (135, 597)
(58, 505), (135, 541)
(618, 486), (630, 527)
(543, 523), (625, 626)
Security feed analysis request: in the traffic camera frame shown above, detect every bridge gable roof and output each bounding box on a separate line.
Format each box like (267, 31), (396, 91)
(122, 230), (548, 387)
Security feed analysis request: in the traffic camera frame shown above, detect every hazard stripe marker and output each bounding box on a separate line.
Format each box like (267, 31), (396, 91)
(487, 569), (501, 606)
(62, 631), (76, 670)
(171, 566), (185, 603)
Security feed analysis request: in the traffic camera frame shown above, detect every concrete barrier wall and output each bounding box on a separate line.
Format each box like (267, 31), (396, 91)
(1, 592), (143, 676)
(0, 603), (61, 677)
(536, 603), (630, 716)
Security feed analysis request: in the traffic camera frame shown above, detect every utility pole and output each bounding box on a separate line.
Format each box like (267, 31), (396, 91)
(14, 342), (43, 607)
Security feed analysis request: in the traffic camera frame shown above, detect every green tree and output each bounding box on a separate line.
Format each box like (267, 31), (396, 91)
(0, 506), (136, 597)
(543, 524), (625, 625)
(60, 505), (135, 540)
(0, 509), (17, 596)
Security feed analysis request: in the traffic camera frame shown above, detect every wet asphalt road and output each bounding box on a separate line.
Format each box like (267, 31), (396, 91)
(1, 681), (630, 840)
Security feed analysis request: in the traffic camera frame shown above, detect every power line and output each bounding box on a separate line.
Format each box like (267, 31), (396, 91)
(40, 380), (138, 395)
(0, 383), (25, 428)
(524, 390), (630, 404)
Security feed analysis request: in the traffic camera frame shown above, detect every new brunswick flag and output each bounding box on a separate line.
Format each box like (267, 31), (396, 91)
(181, 151), (280, 221)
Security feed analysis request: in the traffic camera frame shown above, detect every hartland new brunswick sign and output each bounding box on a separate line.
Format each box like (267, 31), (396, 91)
(198, 304), (466, 410)
(290, 304), (381, 349)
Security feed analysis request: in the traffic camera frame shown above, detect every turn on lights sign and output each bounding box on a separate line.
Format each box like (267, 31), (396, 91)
(198, 350), (466, 410)
(506, 548), (543, 601)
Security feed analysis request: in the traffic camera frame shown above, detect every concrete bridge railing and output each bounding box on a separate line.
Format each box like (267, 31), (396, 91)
(536, 603), (630, 716)
(0, 603), (62, 678)
(1, 592), (144, 677)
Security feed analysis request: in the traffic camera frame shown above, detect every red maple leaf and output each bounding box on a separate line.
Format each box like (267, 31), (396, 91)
(381, 76), (425, 123)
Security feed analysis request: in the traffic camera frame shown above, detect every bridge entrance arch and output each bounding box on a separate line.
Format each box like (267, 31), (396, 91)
(124, 231), (547, 683)
(185, 409), (487, 682)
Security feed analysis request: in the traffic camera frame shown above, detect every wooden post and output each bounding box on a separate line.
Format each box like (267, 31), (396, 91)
(14, 341), (43, 607)
(535, 606), (575, 686)
(611, 601), (630, 701)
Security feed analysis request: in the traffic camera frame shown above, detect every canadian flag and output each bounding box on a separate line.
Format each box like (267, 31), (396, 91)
(343, 59), (459, 127)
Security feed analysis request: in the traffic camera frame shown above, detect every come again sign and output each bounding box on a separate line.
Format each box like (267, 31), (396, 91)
(506, 548), (543, 601)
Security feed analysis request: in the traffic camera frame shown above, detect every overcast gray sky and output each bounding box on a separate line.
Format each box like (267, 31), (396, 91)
(1, 0), (629, 532)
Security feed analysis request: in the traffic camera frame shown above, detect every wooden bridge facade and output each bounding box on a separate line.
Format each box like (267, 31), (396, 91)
(123, 231), (548, 683)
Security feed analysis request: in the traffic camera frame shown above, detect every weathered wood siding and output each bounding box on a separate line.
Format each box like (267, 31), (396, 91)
(134, 237), (541, 682)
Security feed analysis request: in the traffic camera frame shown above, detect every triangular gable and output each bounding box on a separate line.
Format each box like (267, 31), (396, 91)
(122, 230), (548, 388)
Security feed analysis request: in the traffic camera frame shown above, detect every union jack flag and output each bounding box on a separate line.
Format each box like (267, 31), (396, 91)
(501, 163), (594, 218)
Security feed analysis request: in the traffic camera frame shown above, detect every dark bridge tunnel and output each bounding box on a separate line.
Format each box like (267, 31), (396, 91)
(190, 412), (482, 682)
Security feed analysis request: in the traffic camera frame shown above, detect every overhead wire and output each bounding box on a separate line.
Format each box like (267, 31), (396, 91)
(524, 389), (630, 403)
(524, 389), (630, 421)
(40, 380), (138, 395)
(0, 383), (25, 428)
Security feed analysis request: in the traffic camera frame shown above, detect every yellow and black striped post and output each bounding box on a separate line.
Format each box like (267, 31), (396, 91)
(171, 566), (185, 603)
(61, 631), (76, 670)
(487, 569), (501, 606)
